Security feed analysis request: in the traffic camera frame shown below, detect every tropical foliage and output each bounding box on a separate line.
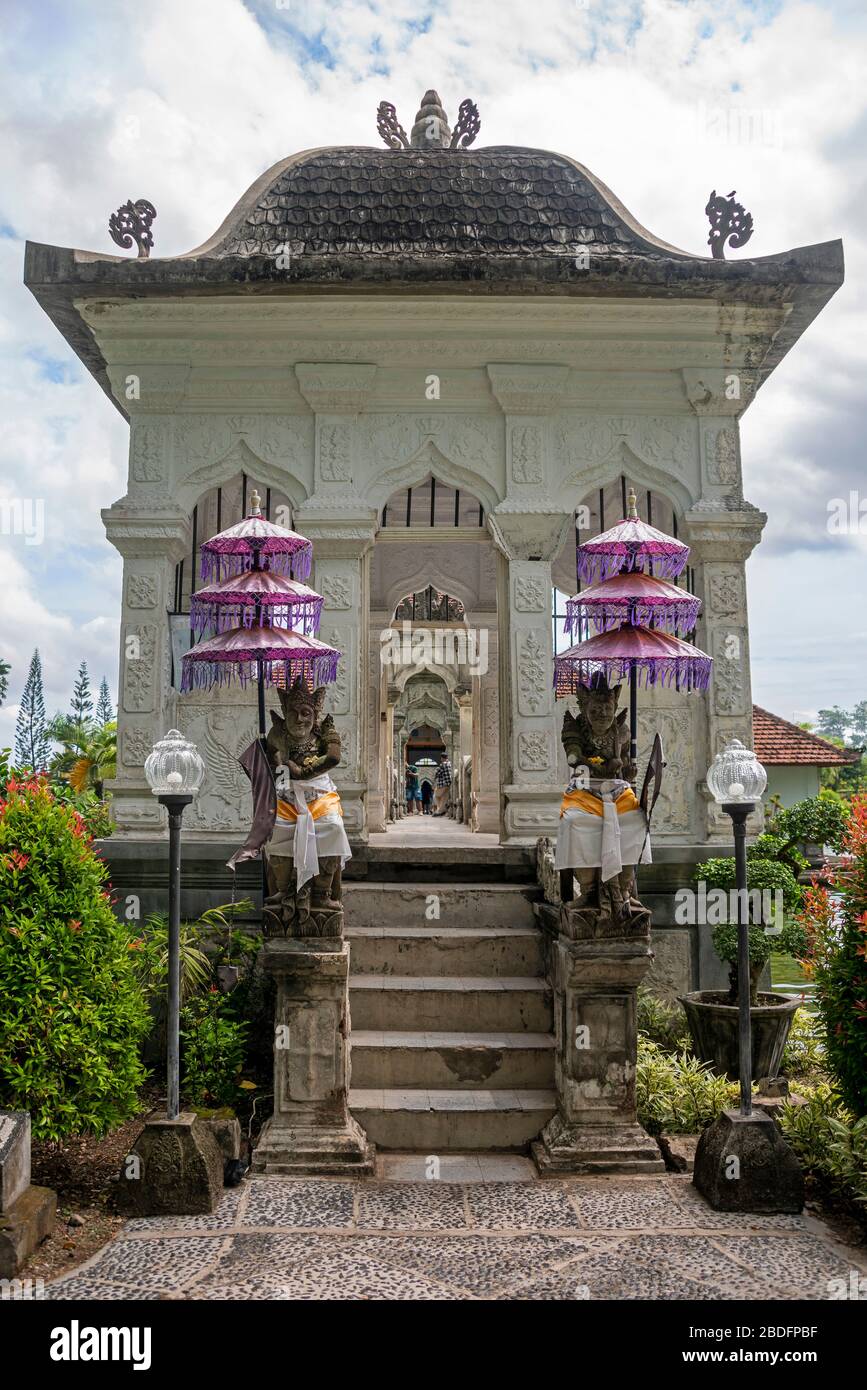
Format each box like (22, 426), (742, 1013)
(0, 774), (149, 1138)
(796, 795), (867, 1116)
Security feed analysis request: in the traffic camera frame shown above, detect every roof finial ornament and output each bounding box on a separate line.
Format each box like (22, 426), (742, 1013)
(376, 102), (410, 150)
(108, 199), (156, 258)
(376, 90), (480, 151)
(705, 189), (754, 260)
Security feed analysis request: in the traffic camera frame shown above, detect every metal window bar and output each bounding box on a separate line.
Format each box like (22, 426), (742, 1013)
(241, 473), (247, 517)
(454, 488), (460, 527)
(382, 504), (388, 527)
(190, 505), (198, 597)
(406, 487), (413, 527)
(430, 477), (436, 527)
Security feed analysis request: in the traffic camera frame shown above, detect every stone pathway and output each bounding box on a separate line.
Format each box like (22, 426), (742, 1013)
(44, 1169), (865, 1301)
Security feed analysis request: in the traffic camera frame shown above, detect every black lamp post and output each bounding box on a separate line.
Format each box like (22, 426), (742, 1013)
(144, 729), (205, 1120)
(694, 739), (803, 1212)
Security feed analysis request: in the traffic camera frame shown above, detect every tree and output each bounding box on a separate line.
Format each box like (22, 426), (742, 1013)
(70, 661), (93, 731)
(850, 700), (867, 744)
(0, 657), (9, 707)
(96, 676), (113, 726)
(14, 649), (51, 770)
(817, 705), (851, 742)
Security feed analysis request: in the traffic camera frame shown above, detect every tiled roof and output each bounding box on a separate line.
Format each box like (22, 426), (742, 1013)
(752, 705), (862, 766)
(218, 147), (680, 260)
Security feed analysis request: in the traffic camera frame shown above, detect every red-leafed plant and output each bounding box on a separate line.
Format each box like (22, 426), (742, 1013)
(798, 795), (867, 1116)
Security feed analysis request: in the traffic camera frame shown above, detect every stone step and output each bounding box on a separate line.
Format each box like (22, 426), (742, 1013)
(341, 882), (540, 930)
(351, 1030), (555, 1089)
(349, 976), (553, 1033)
(350, 1088), (557, 1151)
(346, 925), (545, 977)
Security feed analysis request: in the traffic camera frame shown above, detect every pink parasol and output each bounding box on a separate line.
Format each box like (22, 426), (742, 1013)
(190, 569), (324, 637)
(199, 490), (313, 582)
(181, 625), (340, 694)
(565, 571), (701, 638)
(577, 488), (689, 583)
(555, 624), (712, 696)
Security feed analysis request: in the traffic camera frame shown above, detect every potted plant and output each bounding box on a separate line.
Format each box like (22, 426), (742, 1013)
(680, 852), (808, 1081)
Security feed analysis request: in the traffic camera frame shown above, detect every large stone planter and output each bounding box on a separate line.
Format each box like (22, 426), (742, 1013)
(680, 990), (799, 1082)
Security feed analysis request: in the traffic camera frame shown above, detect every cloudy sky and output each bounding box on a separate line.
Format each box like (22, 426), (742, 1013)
(0, 0), (865, 749)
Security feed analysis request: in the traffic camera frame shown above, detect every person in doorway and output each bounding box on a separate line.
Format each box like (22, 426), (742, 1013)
(421, 779), (434, 814)
(405, 763), (422, 814)
(433, 753), (453, 816)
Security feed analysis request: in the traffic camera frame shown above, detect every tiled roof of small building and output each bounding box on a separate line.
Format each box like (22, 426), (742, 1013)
(752, 705), (862, 766)
(211, 147), (689, 261)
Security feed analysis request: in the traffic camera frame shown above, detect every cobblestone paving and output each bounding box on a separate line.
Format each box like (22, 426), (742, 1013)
(45, 1174), (865, 1301)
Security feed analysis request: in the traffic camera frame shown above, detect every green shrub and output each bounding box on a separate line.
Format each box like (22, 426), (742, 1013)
(0, 775), (149, 1138)
(636, 1037), (740, 1135)
(781, 1006), (826, 1083)
(778, 1084), (867, 1208)
(636, 988), (689, 1052)
(711, 917), (808, 1005)
(180, 992), (248, 1108)
(696, 856), (803, 916)
(775, 794), (850, 854)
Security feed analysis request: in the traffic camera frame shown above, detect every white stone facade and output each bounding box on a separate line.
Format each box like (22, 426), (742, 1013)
(93, 296), (772, 847)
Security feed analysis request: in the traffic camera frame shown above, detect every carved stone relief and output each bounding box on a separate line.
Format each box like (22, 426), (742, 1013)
(121, 726), (154, 767)
(637, 707), (692, 833)
(707, 570), (744, 617)
(510, 424), (544, 483)
(177, 703), (258, 831)
(126, 574), (158, 609)
(706, 426), (739, 485)
(517, 629), (549, 715)
(514, 575), (545, 612)
(712, 628), (747, 716)
(318, 421), (352, 482)
(131, 424), (167, 483)
(122, 625), (157, 713)
(518, 730), (551, 771)
(319, 573), (353, 609)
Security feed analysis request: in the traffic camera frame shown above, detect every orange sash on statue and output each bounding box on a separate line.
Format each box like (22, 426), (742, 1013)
(276, 790), (344, 823)
(559, 787), (640, 818)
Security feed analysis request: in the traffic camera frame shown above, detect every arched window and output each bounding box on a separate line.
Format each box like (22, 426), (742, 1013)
(394, 586), (466, 622)
(172, 472), (294, 615)
(381, 474), (484, 529)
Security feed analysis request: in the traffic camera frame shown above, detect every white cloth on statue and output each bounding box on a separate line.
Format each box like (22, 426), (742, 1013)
(554, 778), (652, 882)
(267, 768), (352, 889)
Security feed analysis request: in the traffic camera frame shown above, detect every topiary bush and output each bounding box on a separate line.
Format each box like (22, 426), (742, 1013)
(0, 774), (149, 1138)
(712, 917), (808, 1005)
(774, 793), (850, 856)
(797, 795), (867, 1115)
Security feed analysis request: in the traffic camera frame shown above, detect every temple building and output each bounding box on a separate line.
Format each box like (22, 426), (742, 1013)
(25, 88), (843, 1001)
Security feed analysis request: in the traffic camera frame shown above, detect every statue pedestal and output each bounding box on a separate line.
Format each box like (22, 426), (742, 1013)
(252, 938), (374, 1176)
(532, 902), (664, 1176)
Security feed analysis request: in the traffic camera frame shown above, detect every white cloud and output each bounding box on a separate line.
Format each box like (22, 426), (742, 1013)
(0, 0), (865, 732)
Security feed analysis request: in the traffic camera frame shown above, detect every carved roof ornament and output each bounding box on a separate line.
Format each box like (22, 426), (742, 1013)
(705, 189), (754, 260)
(109, 199), (156, 258)
(376, 89), (480, 151)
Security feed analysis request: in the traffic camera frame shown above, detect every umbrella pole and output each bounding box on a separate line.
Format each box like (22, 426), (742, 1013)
(629, 658), (638, 778)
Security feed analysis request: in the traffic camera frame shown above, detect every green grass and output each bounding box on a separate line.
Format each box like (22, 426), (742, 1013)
(771, 951), (816, 1008)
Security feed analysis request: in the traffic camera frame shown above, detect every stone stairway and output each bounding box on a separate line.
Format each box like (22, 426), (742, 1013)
(345, 883), (557, 1150)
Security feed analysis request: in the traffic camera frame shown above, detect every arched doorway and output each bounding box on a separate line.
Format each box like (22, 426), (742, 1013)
(367, 476), (499, 836)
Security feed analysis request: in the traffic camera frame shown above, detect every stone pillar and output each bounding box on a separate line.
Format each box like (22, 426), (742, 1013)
(681, 368), (768, 843)
(489, 511), (573, 843)
(532, 905), (664, 1175)
(295, 364), (379, 843)
(253, 940), (374, 1175)
(394, 711), (407, 817)
(101, 505), (188, 836)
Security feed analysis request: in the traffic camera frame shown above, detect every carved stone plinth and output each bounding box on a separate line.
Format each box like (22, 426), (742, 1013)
(532, 902), (664, 1176)
(253, 939), (374, 1176)
(116, 1112), (224, 1216)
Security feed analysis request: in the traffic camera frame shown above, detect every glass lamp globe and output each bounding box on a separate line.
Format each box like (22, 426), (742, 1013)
(144, 729), (205, 797)
(706, 738), (767, 806)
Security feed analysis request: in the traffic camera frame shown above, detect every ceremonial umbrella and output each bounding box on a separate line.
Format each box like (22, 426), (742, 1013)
(190, 569), (324, 637)
(182, 491), (334, 741)
(199, 491), (313, 581)
(564, 571), (700, 638)
(576, 488), (690, 583)
(554, 623), (712, 772)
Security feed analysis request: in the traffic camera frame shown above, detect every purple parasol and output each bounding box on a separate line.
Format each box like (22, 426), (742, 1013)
(199, 490), (313, 582)
(190, 569), (324, 637)
(564, 571), (701, 638)
(555, 624), (712, 696)
(181, 624), (340, 694)
(577, 488), (690, 583)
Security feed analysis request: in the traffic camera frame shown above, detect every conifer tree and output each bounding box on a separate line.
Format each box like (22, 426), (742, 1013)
(70, 661), (93, 731)
(96, 675), (113, 727)
(14, 648), (51, 769)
